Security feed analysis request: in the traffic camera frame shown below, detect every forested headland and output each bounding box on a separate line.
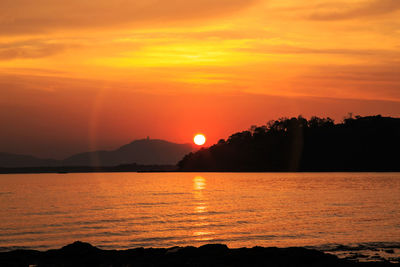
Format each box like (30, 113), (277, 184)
(178, 115), (400, 172)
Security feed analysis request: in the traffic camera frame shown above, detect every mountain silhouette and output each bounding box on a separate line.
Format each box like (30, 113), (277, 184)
(0, 139), (194, 168)
(63, 139), (194, 166)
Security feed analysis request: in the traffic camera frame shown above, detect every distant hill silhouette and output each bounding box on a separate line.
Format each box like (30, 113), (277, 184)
(0, 163), (177, 174)
(63, 139), (194, 166)
(0, 139), (194, 168)
(0, 152), (59, 168)
(178, 115), (400, 172)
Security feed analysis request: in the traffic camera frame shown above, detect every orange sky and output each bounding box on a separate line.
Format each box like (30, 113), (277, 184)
(1, 0), (400, 158)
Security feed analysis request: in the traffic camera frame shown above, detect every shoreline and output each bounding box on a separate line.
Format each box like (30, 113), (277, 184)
(1, 241), (399, 266)
(1, 168), (400, 174)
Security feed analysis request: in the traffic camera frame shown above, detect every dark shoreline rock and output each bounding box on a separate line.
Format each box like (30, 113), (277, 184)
(0, 241), (398, 267)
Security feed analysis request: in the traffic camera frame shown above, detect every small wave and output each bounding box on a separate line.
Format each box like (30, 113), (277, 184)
(56, 216), (153, 226)
(150, 192), (189, 196)
(0, 230), (48, 237)
(129, 235), (191, 243)
(135, 202), (181, 206)
(164, 211), (227, 218)
(76, 230), (142, 238)
(22, 210), (69, 216)
(147, 223), (229, 232)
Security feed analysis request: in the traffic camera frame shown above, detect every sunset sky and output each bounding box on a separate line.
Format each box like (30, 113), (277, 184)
(1, 0), (400, 158)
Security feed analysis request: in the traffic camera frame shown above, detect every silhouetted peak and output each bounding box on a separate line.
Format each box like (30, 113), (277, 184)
(61, 138), (195, 166)
(127, 138), (173, 145)
(60, 241), (100, 254)
(117, 138), (193, 151)
(198, 244), (229, 252)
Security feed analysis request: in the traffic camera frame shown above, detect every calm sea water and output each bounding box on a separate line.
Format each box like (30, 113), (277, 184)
(0, 172), (399, 257)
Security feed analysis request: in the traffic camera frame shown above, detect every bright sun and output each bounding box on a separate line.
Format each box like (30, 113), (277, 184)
(194, 134), (206, 146)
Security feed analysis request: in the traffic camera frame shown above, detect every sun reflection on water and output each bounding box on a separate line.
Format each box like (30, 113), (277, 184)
(193, 176), (207, 213)
(193, 176), (206, 191)
(192, 176), (214, 241)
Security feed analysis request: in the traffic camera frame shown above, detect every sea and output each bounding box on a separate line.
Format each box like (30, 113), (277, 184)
(0, 172), (399, 262)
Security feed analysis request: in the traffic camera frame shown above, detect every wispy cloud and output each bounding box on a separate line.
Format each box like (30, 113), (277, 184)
(289, 62), (400, 102)
(0, 40), (78, 60)
(0, 0), (259, 35)
(238, 44), (400, 57)
(308, 0), (400, 20)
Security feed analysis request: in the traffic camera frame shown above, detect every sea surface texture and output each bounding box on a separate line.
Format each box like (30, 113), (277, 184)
(0, 172), (399, 260)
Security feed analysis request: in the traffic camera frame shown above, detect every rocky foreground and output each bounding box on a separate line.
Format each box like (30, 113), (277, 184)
(0, 241), (398, 267)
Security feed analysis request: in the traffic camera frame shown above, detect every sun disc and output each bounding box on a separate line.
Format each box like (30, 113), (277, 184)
(194, 134), (206, 146)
